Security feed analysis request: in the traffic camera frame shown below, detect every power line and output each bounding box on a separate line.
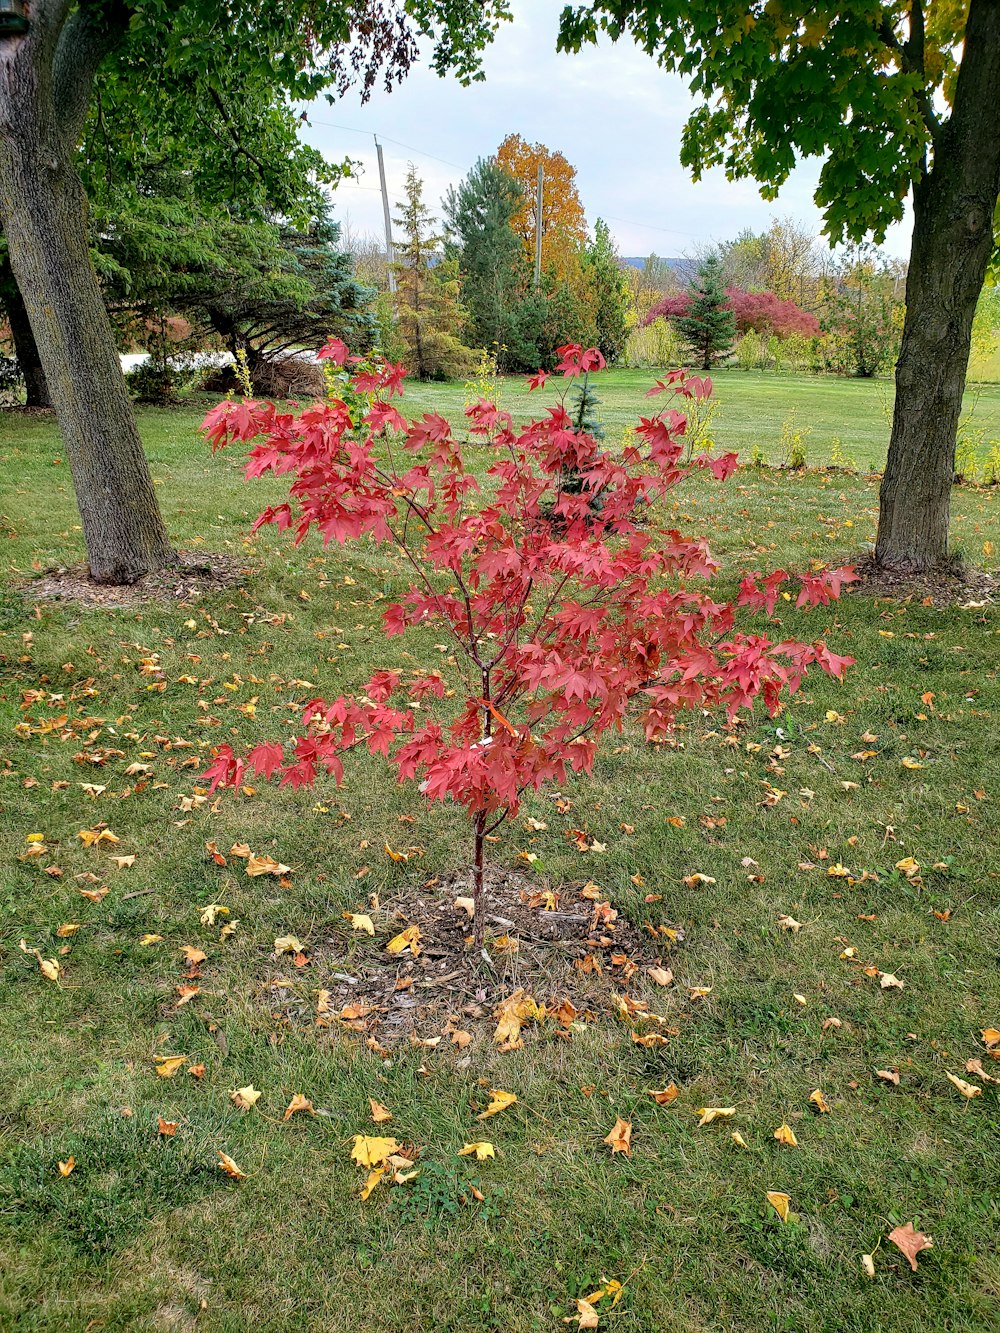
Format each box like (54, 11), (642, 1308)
(304, 116), (468, 172)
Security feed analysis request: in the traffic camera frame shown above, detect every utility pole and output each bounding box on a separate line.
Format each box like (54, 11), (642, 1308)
(534, 163), (544, 288)
(375, 136), (396, 294)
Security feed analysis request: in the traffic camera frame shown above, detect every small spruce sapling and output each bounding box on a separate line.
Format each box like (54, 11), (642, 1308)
(201, 341), (855, 945)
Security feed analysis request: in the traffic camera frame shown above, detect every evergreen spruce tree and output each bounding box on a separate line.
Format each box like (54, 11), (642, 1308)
(677, 254), (736, 370)
(443, 159), (544, 371)
(584, 219), (629, 366)
(394, 165), (475, 380)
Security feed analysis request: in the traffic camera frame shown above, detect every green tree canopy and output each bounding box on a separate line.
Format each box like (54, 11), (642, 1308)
(558, 2), (1000, 572)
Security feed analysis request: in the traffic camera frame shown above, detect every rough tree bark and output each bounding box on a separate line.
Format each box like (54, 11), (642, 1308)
(876, 0), (1000, 572)
(1, 257), (51, 407)
(0, 2), (174, 583)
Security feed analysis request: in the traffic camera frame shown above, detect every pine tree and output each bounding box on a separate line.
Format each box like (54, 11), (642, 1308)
(677, 254), (736, 370)
(394, 165), (475, 380)
(584, 219), (629, 366)
(444, 158), (542, 371)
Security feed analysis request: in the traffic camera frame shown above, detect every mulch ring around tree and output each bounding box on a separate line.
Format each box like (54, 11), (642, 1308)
(22, 552), (247, 609)
(262, 865), (685, 1053)
(847, 554), (997, 607)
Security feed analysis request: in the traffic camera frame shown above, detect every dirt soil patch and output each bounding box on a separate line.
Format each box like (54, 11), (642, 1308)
(847, 555), (997, 607)
(263, 866), (683, 1051)
(23, 552), (247, 609)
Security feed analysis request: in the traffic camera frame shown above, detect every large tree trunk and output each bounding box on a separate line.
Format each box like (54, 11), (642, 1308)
(1, 257), (50, 407)
(875, 0), (1000, 572)
(0, 8), (175, 584)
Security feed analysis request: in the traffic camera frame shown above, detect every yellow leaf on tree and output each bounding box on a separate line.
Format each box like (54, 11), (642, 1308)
(766, 1190), (791, 1222)
(603, 1117), (632, 1155)
(477, 1089), (517, 1120)
(230, 1085), (262, 1111)
(154, 1056), (187, 1079)
(369, 1098), (393, 1123)
(697, 1107), (735, 1126)
(773, 1122), (799, 1147)
(344, 912), (375, 935)
(350, 1135), (400, 1167)
(458, 1141), (495, 1162)
(386, 925), (421, 957)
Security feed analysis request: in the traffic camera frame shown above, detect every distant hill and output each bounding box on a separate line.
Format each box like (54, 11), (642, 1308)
(620, 256), (686, 272)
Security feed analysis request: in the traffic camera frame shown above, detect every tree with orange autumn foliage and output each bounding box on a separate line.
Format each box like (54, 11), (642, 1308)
(495, 135), (588, 288)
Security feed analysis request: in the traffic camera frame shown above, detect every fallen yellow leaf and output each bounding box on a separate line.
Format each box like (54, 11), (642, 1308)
(230, 1085), (262, 1111)
(360, 1165), (386, 1199)
(369, 1098), (393, 1123)
(477, 1089), (517, 1121)
(766, 1190), (791, 1222)
(808, 1089), (831, 1114)
(344, 912), (375, 935)
(273, 935), (304, 956)
(696, 1107), (735, 1126)
(773, 1122), (799, 1147)
(217, 1151), (245, 1180)
(458, 1142), (495, 1162)
(603, 1117), (632, 1155)
(57, 1156), (76, 1177)
(386, 925), (421, 957)
(649, 1084), (679, 1106)
(154, 1056), (187, 1079)
(946, 1072), (982, 1100)
(284, 1093), (315, 1120)
(350, 1135), (400, 1167)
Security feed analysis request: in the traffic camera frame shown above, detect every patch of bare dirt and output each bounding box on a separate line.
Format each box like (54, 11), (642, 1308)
(263, 866), (683, 1050)
(23, 552), (247, 609)
(847, 555), (997, 608)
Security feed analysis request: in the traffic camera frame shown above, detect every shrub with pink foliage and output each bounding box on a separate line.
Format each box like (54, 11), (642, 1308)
(201, 341), (854, 943)
(645, 286), (820, 339)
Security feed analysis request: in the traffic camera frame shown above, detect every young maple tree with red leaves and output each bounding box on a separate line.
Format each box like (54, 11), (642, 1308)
(201, 339), (855, 945)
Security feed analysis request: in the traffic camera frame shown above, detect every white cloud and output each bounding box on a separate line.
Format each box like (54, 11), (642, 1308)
(299, 0), (912, 260)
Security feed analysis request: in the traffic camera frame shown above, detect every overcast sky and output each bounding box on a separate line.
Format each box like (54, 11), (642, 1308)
(298, 0), (912, 262)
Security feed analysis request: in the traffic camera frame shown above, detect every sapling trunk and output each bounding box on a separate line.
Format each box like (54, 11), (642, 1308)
(472, 810), (487, 947)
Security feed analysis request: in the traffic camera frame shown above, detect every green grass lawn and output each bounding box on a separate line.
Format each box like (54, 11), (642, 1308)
(0, 383), (998, 1332)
